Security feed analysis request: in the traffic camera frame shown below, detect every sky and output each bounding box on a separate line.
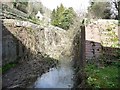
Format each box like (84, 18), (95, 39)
(39, 0), (90, 13)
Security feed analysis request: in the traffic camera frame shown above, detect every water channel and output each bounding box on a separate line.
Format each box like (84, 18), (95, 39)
(34, 59), (74, 88)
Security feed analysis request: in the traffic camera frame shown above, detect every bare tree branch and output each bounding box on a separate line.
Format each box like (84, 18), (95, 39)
(113, 1), (118, 10)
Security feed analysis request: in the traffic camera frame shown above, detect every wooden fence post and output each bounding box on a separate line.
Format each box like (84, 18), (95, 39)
(79, 24), (86, 88)
(80, 25), (85, 69)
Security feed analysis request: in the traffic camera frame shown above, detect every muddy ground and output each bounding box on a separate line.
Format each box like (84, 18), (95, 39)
(2, 54), (58, 88)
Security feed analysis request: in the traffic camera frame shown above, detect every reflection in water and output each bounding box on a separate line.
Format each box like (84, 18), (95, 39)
(34, 63), (74, 88)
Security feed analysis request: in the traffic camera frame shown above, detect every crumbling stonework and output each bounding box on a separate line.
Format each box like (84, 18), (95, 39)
(85, 19), (118, 60)
(2, 19), (72, 65)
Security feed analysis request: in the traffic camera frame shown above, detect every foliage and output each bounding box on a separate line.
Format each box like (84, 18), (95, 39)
(51, 4), (76, 30)
(87, 2), (112, 19)
(85, 63), (119, 88)
(119, 20), (120, 26)
(100, 23), (120, 64)
(106, 25), (119, 48)
(2, 62), (17, 73)
(111, 0), (120, 19)
(118, 1), (120, 20)
(29, 2), (44, 16)
(39, 7), (44, 14)
(28, 16), (41, 25)
(13, 0), (28, 13)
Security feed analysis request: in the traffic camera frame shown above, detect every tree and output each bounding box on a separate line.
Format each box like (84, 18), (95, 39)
(117, 1), (120, 19)
(111, 0), (120, 19)
(51, 9), (57, 25)
(13, 0), (28, 13)
(87, 1), (112, 19)
(60, 7), (76, 29)
(51, 4), (76, 30)
(40, 7), (44, 14)
(56, 4), (65, 26)
(58, 4), (65, 15)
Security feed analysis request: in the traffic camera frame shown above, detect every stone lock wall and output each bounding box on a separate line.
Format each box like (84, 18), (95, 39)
(2, 19), (73, 66)
(85, 19), (119, 60)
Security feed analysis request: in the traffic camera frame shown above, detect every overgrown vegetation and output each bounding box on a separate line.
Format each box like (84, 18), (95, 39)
(2, 62), (17, 73)
(84, 20), (120, 88)
(85, 62), (119, 88)
(51, 4), (76, 30)
(13, 0), (29, 13)
(87, 1), (119, 19)
(87, 2), (112, 19)
(28, 16), (41, 25)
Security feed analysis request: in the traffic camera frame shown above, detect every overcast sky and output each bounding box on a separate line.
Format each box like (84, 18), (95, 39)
(40, 0), (90, 13)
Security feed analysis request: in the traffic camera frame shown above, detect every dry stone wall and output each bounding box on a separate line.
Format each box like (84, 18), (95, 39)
(2, 19), (72, 65)
(85, 19), (119, 60)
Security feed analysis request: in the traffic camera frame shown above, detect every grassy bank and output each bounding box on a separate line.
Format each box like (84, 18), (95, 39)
(85, 62), (120, 88)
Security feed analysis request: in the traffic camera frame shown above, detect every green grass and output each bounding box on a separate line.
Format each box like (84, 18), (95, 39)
(85, 63), (119, 88)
